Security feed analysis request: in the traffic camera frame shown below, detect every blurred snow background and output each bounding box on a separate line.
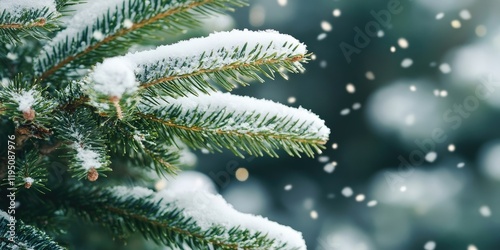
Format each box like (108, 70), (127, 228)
(168, 0), (500, 249)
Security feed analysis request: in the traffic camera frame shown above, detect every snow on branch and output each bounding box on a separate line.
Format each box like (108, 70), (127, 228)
(54, 110), (111, 181)
(108, 186), (307, 249)
(35, 0), (245, 82)
(1, 210), (64, 250)
(0, 0), (57, 21)
(92, 57), (138, 98)
(0, 79), (55, 122)
(138, 92), (329, 157)
(0, 0), (59, 43)
(93, 29), (308, 97)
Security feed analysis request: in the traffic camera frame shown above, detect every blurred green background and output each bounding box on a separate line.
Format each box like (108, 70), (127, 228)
(187, 0), (500, 249)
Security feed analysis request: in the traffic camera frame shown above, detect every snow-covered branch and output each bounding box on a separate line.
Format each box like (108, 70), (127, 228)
(34, 0), (245, 82)
(93, 186), (307, 249)
(92, 29), (308, 97)
(0, 0), (59, 43)
(1, 210), (64, 250)
(53, 110), (111, 181)
(0, 78), (55, 123)
(138, 91), (329, 157)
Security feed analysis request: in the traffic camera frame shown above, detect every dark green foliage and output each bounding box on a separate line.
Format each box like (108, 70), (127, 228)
(0, 215), (65, 250)
(35, 0), (246, 85)
(0, 7), (59, 44)
(0, 0), (324, 248)
(139, 100), (326, 158)
(139, 42), (308, 98)
(15, 185), (296, 250)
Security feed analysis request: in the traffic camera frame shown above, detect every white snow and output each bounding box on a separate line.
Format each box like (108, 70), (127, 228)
(321, 21), (332, 32)
(24, 177), (34, 184)
(475, 25), (487, 37)
(310, 210), (318, 220)
(65, 125), (105, 171)
(346, 83), (356, 93)
(479, 205), (492, 217)
(111, 186), (307, 249)
(177, 147), (197, 167)
(0, 0), (57, 19)
(459, 9), (471, 20)
(161, 171), (216, 194)
(425, 151), (438, 163)
(398, 38), (409, 49)
(468, 245), (478, 250)
(340, 108), (350, 116)
(341, 187), (353, 197)
(123, 19), (133, 29)
(401, 58), (414, 68)
(318, 156), (330, 163)
(365, 71), (375, 80)
(355, 194), (365, 202)
(277, 0), (288, 7)
(249, 5), (265, 27)
(439, 63), (452, 73)
(13, 90), (36, 112)
(0, 210), (9, 220)
(117, 29), (306, 85)
(92, 31), (104, 41)
(332, 9), (341, 17)
(317, 33), (327, 41)
(92, 57), (138, 97)
(91, 30), (306, 88)
(424, 241), (436, 250)
(323, 162), (336, 173)
(284, 184), (293, 191)
(451, 20), (462, 29)
(73, 144), (103, 170)
(6, 52), (18, 61)
(319, 60), (328, 68)
(367, 200), (378, 207)
(139, 92), (330, 140)
(352, 103), (362, 110)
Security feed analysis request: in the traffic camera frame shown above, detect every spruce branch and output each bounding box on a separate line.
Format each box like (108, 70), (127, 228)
(13, 150), (49, 192)
(0, 210), (65, 250)
(0, 4), (59, 44)
(49, 185), (305, 249)
(0, 19), (47, 30)
(53, 110), (112, 181)
(138, 92), (329, 158)
(91, 29), (308, 98)
(35, 0), (246, 84)
(106, 123), (180, 175)
(0, 1), (328, 249)
(0, 75), (56, 125)
(54, 0), (86, 13)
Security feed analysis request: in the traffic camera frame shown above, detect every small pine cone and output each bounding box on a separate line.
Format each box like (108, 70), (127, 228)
(87, 167), (99, 182)
(24, 182), (32, 189)
(23, 108), (36, 121)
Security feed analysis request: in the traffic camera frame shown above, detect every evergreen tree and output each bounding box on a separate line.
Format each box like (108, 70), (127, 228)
(0, 0), (329, 249)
